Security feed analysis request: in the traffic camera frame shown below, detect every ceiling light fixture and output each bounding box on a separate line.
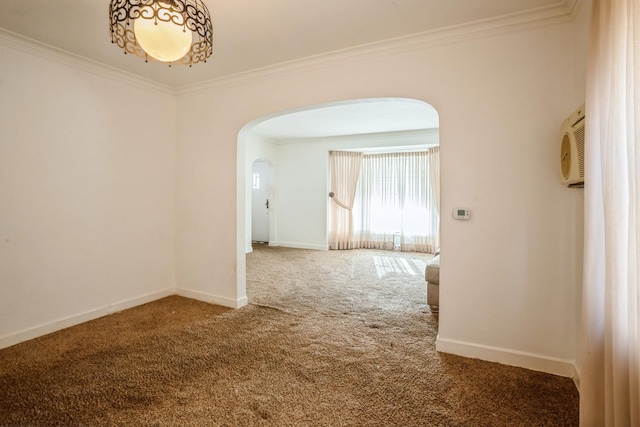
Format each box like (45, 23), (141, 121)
(109, 0), (212, 66)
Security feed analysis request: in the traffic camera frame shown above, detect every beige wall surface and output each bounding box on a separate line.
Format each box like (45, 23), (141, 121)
(0, 40), (177, 347)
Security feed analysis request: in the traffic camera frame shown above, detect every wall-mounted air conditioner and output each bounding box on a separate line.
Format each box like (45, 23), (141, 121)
(559, 104), (585, 187)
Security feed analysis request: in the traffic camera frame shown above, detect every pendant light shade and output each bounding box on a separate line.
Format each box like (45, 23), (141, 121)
(109, 0), (212, 66)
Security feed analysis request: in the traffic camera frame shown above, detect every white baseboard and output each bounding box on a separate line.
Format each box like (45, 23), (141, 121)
(0, 289), (173, 350)
(436, 335), (577, 379)
(174, 288), (248, 309)
(275, 241), (329, 251)
(572, 363), (581, 391)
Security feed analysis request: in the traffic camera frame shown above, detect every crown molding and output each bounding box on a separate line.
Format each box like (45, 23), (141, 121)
(177, 0), (582, 97)
(0, 28), (176, 97)
(272, 128), (440, 146)
(0, 0), (582, 98)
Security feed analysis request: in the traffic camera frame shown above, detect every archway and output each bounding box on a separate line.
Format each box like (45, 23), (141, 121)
(236, 98), (440, 303)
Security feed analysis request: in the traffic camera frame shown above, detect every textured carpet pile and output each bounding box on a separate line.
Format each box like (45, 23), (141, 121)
(0, 245), (579, 426)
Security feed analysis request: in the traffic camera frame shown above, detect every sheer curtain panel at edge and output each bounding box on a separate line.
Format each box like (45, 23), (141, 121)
(581, 0), (640, 425)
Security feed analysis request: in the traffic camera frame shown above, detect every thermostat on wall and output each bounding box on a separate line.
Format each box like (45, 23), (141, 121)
(453, 208), (471, 220)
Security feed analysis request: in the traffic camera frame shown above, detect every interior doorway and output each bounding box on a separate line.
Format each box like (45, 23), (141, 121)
(237, 97), (440, 303)
(251, 159), (273, 244)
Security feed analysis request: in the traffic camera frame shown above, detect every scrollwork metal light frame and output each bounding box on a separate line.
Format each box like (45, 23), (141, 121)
(109, 0), (213, 66)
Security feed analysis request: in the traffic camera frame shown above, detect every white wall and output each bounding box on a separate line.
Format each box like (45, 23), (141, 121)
(269, 129), (438, 250)
(176, 17), (585, 376)
(0, 35), (176, 348)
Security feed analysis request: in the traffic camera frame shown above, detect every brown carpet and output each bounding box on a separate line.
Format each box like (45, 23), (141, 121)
(0, 245), (579, 426)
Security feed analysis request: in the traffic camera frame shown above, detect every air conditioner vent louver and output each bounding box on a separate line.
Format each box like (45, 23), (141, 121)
(575, 122), (585, 179)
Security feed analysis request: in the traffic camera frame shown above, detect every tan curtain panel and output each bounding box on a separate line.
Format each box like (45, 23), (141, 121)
(329, 151), (363, 250)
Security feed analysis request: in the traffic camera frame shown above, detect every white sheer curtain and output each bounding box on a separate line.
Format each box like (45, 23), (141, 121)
(428, 147), (440, 249)
(329, 151), (363, 249)
(353, 153), (399, 250)
(398, 150), (439, 252)
(352, 150), (439, 253)
(581, 0), (640, 425)
(429, 147), (441, 214)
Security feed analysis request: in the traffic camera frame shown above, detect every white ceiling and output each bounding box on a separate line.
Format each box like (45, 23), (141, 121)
(0, 0), (576, 139)
(1, 0), (575, 89)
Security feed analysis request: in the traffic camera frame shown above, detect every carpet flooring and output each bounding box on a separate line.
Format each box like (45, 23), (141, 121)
(0, 245), (579, 426)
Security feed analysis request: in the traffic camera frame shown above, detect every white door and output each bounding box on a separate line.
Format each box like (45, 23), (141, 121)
(251, 160), (271, 243)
